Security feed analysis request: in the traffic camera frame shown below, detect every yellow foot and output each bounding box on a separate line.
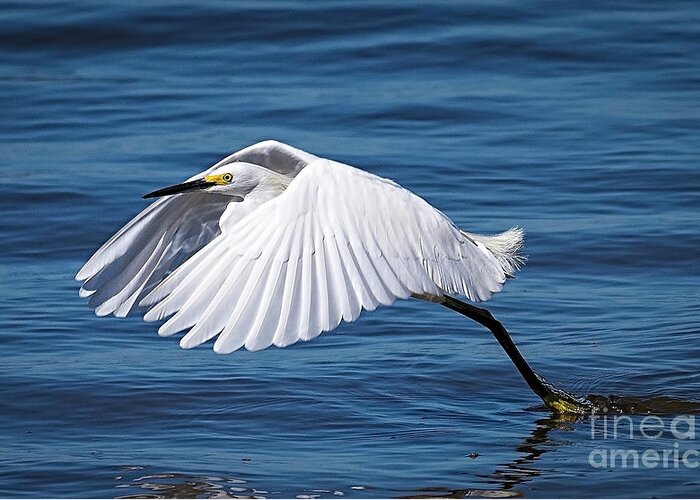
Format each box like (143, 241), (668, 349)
(537, 373), (593, 415)
(544, 393), (591, 415)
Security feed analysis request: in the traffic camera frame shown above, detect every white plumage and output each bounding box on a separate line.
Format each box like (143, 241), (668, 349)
(76, 140), (524, 353)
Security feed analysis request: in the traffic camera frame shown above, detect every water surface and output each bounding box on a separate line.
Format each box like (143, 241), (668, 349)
(1, 1), (699, 497)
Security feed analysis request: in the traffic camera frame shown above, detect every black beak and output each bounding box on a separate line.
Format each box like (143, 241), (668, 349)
(143, 178), (215, 199)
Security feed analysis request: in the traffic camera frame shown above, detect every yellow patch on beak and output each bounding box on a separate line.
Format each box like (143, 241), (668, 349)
(204, 173), (233, 185)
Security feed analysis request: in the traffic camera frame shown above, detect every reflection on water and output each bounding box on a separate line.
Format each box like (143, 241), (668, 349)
(115, 467), (256, 499)
(400, 487), (520, 498)
(411, 393), (700, 498)
(113, 416), (568, 499)
(115, 467), (523, 499)
(112, 392), (700, 498)
(487, 416), (567, 493)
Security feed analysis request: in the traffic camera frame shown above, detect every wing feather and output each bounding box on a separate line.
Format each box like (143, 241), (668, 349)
(76, 192), (232, 317)
(309, 232), (331, 337)
(330, 191), (372, 318)
(178, 259), (255, 348)
(167, 220), (281, 342)
(143, 237), (229, 323)
(232, 228), (284, 351)
(271, 213), (306, 347)
(87, 231), (167, 314)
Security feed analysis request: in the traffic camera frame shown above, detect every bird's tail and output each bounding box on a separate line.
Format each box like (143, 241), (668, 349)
(463, 227), (526, 278)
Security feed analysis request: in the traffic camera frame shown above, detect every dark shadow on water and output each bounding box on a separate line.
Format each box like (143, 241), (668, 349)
(584, 394), (700, 415)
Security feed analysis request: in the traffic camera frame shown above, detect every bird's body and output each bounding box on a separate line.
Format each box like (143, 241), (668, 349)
(77, 140), (524, 353)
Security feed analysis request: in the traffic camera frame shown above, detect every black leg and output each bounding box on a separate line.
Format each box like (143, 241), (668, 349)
(440, 294), (592, 414)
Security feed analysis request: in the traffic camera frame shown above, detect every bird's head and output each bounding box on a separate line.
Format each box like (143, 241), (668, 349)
(143, 162), (279, 200)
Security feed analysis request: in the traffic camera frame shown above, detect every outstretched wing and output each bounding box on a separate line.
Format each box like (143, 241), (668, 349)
(75, 140), (315, 317)
(76, 192), (233, 317)
(141, 159), (511, 354)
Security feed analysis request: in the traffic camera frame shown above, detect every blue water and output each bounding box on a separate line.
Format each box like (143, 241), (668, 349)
(2, 1), (700, 497)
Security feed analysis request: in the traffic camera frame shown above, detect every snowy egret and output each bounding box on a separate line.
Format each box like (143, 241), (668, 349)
(76, 140), (590, 414)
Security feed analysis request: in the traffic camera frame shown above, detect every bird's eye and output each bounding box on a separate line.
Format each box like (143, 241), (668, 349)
(222, 173), (233, 183)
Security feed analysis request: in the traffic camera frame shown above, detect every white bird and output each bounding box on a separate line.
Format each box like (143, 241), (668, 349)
(76, 140), (595, 414)
(76, 140), (525, 354)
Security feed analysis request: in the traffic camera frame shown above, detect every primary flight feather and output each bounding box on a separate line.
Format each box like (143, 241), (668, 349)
(77, 140), (524, 353)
